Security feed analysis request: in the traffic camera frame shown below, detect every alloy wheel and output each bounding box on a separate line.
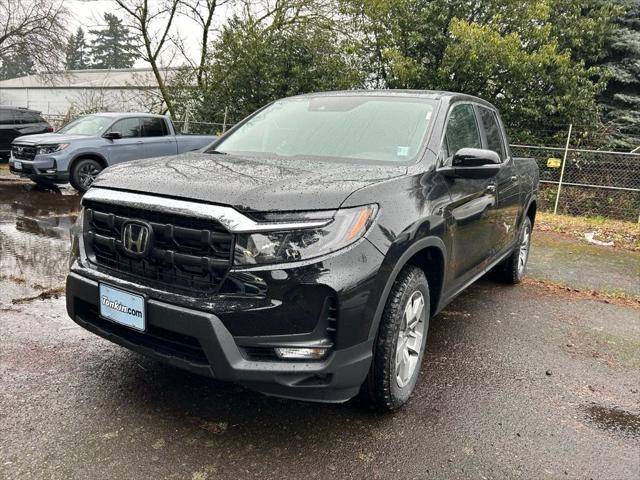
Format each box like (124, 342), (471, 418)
(518, 223), (531, 276)
(78, 163), (100, 188)
(395, 290), (426, 388)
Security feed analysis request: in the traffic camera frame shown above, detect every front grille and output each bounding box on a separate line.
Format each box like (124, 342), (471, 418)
(84, 200), (234, 295)
(12, 144), (37, 160)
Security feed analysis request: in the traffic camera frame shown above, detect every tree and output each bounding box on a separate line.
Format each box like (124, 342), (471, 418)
(174, 0), (362, 124)
(0, 0), (68, 73)
(114, 0), (234, 118)
(340, 0), (618, 143)
(89, 13), (139, 69)
(598, 0), (640, 150)
(113, 0), (181, 116)
(0, 46), (35, 80)
(65, 27), (89, 70)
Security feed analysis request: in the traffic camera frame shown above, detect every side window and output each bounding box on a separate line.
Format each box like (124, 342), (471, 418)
(444, 104), (481, 157)
(109, 118), (141, 138)
(21, 112), (39, 124)
(479, 107), (506, 161)
(140, 117), (167, 137)
(0, 110), (11, 125)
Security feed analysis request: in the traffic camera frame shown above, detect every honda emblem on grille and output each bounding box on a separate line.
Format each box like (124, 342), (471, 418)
(121, 221), (152, 258)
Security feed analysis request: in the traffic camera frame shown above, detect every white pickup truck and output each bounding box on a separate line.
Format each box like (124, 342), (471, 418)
(9, 113), (216, 191)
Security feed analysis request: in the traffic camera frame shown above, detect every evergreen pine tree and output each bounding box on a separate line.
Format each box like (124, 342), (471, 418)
(600, 0), (640, 149)
(89, 13), (139, 69)
(0, 46), (35, 80)
(65, 27), (88, 70)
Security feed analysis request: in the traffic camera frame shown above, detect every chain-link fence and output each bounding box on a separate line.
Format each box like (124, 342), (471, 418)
(511, 144), (640, 222)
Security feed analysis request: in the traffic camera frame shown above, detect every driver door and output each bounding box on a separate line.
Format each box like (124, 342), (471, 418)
(440, 104), (498, 289)
(103, 117), (142, 165)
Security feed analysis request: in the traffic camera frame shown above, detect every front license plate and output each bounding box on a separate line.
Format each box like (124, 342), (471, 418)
(14, 161), (22, 170)
(99, 283), (145, 331)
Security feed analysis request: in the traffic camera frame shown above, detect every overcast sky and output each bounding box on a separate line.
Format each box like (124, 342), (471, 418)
(67, 0), (233, 67)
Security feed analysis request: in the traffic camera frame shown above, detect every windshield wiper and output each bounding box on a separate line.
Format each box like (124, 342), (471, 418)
(206, 149), (227, 155)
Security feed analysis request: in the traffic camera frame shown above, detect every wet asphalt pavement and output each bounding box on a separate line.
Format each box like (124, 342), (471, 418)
(1, 180), (639, 479)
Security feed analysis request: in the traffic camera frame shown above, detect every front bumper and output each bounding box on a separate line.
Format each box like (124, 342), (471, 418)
(66, 239), (385, 403)
(8, 154), (69, 182)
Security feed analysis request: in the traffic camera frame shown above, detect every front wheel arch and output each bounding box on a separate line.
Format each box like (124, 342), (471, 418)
(367, 237), (447, 341)
(68, 153), (108, 175)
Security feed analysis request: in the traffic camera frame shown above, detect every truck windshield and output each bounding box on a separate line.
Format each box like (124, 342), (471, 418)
(57, 115), (113, 136)
(209, 96), (436, 163)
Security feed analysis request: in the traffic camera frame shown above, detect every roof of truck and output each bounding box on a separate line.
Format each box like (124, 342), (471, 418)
(91, 112), (167, 118)
(291, 89), (495, 108)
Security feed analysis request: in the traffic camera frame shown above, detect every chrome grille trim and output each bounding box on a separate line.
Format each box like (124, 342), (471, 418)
(83, 188), (333, 233)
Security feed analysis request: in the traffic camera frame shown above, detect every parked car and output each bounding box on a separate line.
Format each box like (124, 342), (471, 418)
(0, 107), (52, 160)
(66, 91), (539, 411)
(8, 113), (216, 191)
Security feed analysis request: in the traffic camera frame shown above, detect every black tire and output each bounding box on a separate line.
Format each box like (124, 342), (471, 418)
(360, 265), (430, 412)
(494, 216), (532, 284)
(69, 158), (102, 192)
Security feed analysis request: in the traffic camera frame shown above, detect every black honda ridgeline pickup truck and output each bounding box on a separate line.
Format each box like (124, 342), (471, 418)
(66, 91), (539, 411)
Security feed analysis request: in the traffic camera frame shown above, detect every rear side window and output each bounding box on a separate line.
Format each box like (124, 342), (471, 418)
(140, 117), (167, 137)
(478, 107), (506, 161)
(110, 118), (141, 138)
(20, 112), (40, 124)
(444, 104), (481, 157)
(0, 110), (14, 125)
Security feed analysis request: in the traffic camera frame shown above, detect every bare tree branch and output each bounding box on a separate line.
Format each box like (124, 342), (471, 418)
(114, 0), (180, 116)
(0, 0), (68, 74)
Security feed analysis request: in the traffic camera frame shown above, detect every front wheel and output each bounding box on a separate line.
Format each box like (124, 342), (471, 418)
(360, 265), (430, 411)
(69, 158), (102, 192)
(495, 216), (532, 284)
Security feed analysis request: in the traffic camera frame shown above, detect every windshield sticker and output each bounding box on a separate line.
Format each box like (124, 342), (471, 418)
(397, 146), (409, 157)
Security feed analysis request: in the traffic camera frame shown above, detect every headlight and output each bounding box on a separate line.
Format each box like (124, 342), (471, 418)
(37, 144), (69, 155)
(234, 204), (378, 266)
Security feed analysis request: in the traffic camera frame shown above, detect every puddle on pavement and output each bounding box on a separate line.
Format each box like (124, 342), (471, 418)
(582, 403), (640, 439)
(0, 182), (81, 303)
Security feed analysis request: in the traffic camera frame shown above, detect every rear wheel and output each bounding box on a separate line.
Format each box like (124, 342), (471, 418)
(495, 216), (532, 284)
(360, 265), (430, 411)
(70, 158), (102, 192)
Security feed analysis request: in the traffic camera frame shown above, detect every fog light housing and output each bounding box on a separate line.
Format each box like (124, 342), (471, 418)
(274, 347), (329, 360)
(46, 169), (56, 173)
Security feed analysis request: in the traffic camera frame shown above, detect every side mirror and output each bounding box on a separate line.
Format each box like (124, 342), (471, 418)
(103, 131), (122, 140)
(440, 148), (501, 179)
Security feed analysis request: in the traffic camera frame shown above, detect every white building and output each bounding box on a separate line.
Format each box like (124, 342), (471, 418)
(0, 68), (175, 117)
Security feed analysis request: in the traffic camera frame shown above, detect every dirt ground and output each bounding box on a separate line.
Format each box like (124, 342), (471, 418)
(1, 181), (639, 480)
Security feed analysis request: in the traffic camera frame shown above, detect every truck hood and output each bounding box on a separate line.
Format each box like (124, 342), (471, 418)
(13, 133), (94, 145)
(92, 152), (407, 211)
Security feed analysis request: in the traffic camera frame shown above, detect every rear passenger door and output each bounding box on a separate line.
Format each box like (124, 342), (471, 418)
(440, 103), (497, 287)
(477, 106), (520, 253)
(139, 117), (177, 157)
